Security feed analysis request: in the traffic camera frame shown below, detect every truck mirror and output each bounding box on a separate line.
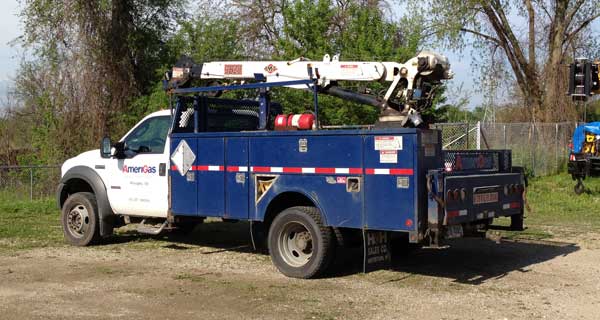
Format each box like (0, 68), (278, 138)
(100, 137), (112, 158)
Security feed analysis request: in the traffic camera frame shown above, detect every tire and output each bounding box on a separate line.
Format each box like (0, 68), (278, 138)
(268, 206), (335, 279)
(60, 192), (102, 246)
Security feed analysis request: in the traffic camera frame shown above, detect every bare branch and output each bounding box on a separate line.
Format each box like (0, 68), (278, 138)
(459, 28), (501, 44)
(564, 12), (600, 46)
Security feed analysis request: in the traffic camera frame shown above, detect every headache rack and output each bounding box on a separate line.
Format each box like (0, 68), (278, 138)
(443, 150), (513, 174)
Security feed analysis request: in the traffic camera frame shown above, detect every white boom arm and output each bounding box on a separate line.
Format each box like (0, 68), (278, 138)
(169, 51), (453, 124)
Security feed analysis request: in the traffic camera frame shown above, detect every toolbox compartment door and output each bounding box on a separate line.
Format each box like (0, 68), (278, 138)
(363, 133), (416, 231)
(225, 137), (249, 219)
(170, 136), (198, 216)
(196, 137), (226, 217)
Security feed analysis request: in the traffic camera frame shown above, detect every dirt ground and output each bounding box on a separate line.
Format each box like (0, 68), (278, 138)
(1, 223), (599, 320)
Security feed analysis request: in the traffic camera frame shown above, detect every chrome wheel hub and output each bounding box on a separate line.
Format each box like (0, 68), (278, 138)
(67, 205), (90, 238)
(278, 222), (313, 267)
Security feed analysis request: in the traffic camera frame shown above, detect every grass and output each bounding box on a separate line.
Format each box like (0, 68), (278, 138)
(526, 173), (600, 229)
(493, 173), (600, 241)
(0, 193), (63, 251)
(0, 173), (598, 251)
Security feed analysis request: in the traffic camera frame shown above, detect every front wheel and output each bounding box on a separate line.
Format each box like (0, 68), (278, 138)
(61, 192), (102, 246)
(268, 206), (335, 279)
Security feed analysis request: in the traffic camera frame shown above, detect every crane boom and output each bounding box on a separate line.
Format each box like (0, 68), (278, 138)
(166, 51), (453, 126)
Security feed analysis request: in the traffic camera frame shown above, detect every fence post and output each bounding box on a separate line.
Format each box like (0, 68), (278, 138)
(30, 168), (33, 201)
(503, 124), (506, 149)
(476, 121), (481, 150)
(555, 123), (559, 174)
(465, 123), (469, 149)
(531, 122), (536, 175)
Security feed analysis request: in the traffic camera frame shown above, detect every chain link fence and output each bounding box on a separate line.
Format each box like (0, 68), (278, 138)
(0, 165), (61, 200)
(431, 122), (577, 176)
(430, 122), (482, 150)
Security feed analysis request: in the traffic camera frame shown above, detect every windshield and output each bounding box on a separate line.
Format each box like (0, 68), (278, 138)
(123, 115), (171, 154)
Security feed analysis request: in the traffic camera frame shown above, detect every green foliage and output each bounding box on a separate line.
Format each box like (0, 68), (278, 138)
(268, 1), (424, 125)
(436, 105), (485, 123)
(168, 16), (245, 63)
(278, 0), (335, 58)
(581, 99), (600, 122)
(117, 82), (171, 135)
(336, 5), (421, 62)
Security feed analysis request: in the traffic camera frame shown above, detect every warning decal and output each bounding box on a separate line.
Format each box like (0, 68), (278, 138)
(379, 150), (397, 163)
(374, 136), (403, 150)
(224, 64), (242, 75)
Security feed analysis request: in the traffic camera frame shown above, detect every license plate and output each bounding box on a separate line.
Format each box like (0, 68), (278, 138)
(473, 192), (498, 204)
(446, 225), (463, 239)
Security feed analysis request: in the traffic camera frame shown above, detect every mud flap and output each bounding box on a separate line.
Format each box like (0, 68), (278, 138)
(362, 230), (391, 273)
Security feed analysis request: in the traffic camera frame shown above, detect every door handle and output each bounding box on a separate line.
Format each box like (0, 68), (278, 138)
(159, 163), (166, 176)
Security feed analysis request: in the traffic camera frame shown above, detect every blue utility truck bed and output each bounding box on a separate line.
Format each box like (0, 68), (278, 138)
(169, 128), (525, 244)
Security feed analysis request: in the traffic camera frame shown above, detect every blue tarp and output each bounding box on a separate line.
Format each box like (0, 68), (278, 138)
(572, 122), (600, 153)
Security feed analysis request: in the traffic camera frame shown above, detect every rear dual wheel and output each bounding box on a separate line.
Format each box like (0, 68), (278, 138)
(268, 206), (335, 279)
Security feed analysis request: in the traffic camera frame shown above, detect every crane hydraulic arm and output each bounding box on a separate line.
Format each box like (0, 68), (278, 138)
(165, 52), (453, 126)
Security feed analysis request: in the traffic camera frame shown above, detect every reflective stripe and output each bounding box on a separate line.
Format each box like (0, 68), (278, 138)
(171, 165), (414, 175)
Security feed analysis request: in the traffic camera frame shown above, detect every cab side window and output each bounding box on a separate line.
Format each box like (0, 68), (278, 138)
(123, 116), (171, 154)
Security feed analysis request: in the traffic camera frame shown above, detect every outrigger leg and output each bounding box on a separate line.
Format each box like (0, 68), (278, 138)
(574, 177), (585, 195)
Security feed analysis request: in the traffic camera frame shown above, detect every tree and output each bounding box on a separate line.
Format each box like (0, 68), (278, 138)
(409, 0), (600, 122)
(12, 0), (185, 164)
(226, 0), (428, 125)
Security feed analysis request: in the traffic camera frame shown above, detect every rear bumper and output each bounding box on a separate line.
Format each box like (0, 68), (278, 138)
(568, 157), (600, 178)
(426, 170), (525, 244)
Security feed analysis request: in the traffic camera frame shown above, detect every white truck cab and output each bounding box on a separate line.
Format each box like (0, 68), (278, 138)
(58, 110), (172, 245)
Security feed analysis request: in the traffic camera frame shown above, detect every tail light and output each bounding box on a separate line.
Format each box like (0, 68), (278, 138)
(504, 184), (524, 196)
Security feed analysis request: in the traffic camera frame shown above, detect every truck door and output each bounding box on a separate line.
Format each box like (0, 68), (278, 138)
(107, 115), (171, 217)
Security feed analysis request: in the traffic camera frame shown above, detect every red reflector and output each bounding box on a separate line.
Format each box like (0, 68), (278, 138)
(509, 202), (521, 209)
(447, 210), (460, 218)
(405, 219), (413, 227)
(569, 154), (576, 161)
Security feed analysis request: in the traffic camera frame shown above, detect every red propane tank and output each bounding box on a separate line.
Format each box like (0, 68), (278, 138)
(274, 113), (315, 130)
(274, 114), (288, 130)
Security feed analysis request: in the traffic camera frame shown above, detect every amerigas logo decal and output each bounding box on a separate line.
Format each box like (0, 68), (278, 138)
(122, 165), (157, 174)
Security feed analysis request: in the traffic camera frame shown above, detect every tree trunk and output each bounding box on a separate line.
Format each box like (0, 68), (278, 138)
(543, 0), (576, 121)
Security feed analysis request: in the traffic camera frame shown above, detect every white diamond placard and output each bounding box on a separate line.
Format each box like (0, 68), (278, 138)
(171, 140), (195, 176)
